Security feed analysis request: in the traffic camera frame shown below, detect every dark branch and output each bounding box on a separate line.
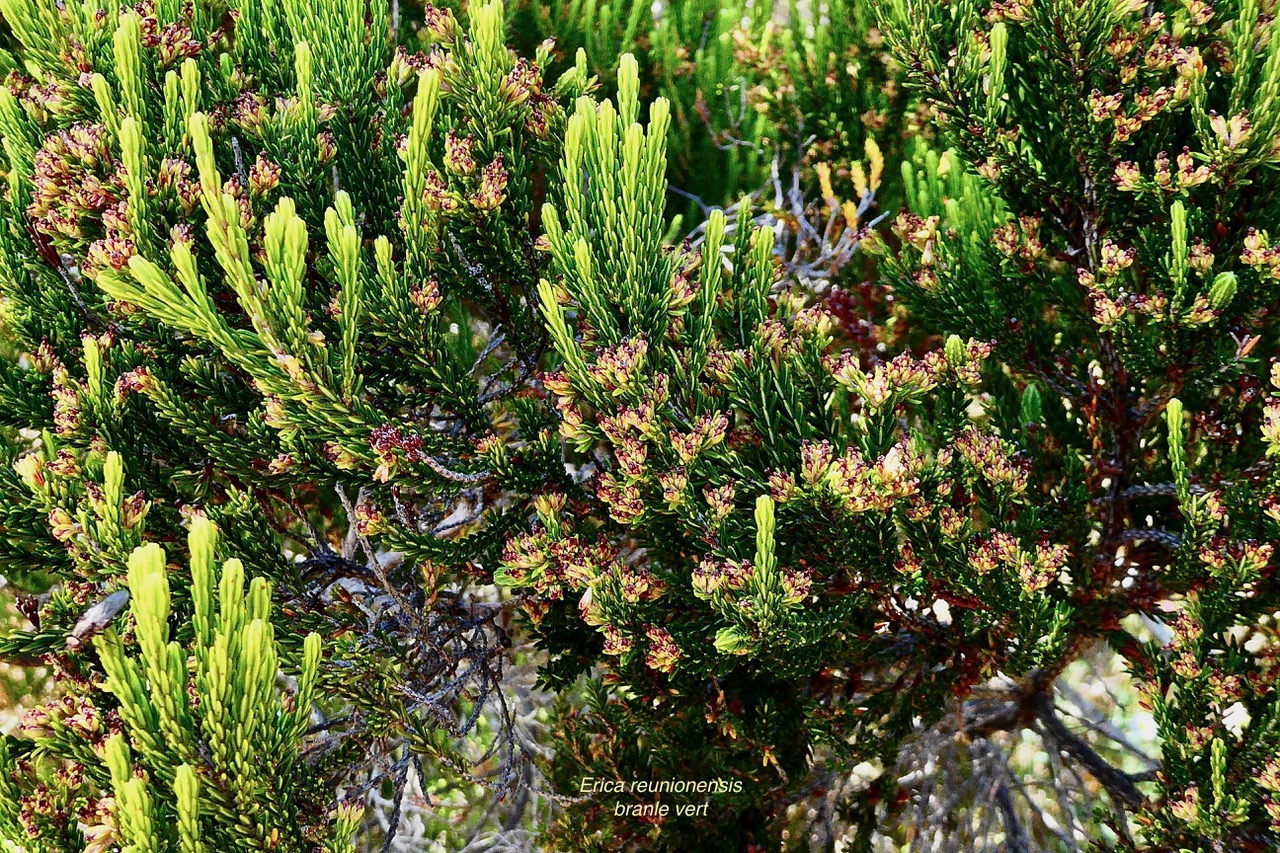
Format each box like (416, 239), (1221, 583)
(1033, 691), (1145, 811)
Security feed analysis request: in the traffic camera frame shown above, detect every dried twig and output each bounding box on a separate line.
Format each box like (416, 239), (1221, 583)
(1033, 691), (1145, 811)
(994, 782), (1032, 853)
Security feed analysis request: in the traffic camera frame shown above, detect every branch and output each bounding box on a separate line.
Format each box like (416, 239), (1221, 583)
(994, 782), (1033, 853)
(1114, 527), (1182, 550)
(423, 456), (492, 484)
(1033, 691), (1146, 811)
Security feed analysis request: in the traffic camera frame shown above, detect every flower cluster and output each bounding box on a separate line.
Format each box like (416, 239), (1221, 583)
(966, 533), (1067, 593)
(27, 123), (129, 266)
(499, 526), (619, 603)
(952, 427), (1029, 495)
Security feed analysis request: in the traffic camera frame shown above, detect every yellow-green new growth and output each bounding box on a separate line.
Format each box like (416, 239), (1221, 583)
(401, 68), (443, 279)
(94, 516), (344, 851)
(105, 735), (159, 853)
(541, 52), (674, 349)
(325, 192), (365, 399)
(1165, 397), (1190, 505)
(714, 496), (787, 657)
(986, 22), (1007, 119)
(1169, 199), (1189, 305)
(112, 11), (147, 127)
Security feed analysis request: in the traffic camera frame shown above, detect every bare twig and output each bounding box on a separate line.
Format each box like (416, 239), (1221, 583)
(994, 782), (1033, 853)
(1033, 692), (1146, 811)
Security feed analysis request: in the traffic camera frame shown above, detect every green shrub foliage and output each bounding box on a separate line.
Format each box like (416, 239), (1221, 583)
(1, 0), (1279, 851)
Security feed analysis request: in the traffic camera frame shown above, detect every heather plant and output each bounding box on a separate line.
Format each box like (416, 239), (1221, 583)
(0, 513), (358, 852)
(2, 0), (1280, 852)
(499, 57), (1071, 850)
(0, 0), (585, 847)
(878, 0), (1280, 846)
(500, 0), (1280, 850)
(507, 0), (905, 228)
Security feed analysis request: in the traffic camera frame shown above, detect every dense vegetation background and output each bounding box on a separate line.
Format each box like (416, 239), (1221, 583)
(0, 0), (1279, 851)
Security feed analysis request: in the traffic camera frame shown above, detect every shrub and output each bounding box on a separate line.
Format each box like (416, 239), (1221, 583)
(3, 1), (1280, 852)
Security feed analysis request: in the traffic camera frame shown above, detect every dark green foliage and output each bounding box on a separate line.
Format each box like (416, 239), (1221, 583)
(2, 0), (1280, 851)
